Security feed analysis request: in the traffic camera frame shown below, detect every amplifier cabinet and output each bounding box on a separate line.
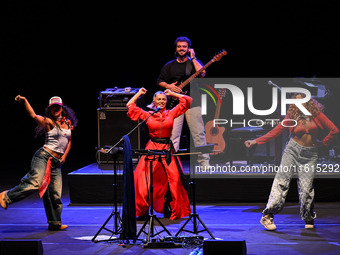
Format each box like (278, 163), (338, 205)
(97, 108), (146, 169)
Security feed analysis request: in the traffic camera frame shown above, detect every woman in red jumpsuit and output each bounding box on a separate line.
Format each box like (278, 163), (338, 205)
(126, 87), (192, 220)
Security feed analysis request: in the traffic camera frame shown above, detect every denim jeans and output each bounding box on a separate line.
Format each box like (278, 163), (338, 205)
(263, 139), (318, 222)
(5, 148), (63, 226)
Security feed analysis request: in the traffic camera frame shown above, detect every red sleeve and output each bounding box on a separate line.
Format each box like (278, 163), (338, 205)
(316, 112), (339, 146)
(169, 95), (191, 118)
(255, 116), (290, 145)
(126, 103), (150, 121)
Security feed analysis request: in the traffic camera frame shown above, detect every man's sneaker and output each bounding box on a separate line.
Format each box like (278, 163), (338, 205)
(0, 191), (8, 210)
(260, 214), (276, 231)
(305, 220), (314, 229)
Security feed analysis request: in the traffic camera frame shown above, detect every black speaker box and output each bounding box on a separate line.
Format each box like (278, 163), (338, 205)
(0, 239), (43, 255)
(203, 239), (247, 255)
(97, 108), (148, 169)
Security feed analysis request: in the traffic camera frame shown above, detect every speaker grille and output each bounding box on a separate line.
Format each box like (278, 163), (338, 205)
(97, 108), (147, 167)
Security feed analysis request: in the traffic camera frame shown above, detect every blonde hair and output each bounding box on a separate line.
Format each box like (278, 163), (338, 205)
(146, 91), (167, 109)
(287, 93), (324, 120)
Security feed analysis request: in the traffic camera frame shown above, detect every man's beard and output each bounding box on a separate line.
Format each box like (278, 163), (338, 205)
(177, 50), (188, 58)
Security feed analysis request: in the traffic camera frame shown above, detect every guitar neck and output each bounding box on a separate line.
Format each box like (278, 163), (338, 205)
(214, 101), (222, 119)
(178, 59), (215, 90)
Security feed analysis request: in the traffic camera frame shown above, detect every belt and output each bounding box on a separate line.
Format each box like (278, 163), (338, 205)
(150, 137), (171, 144)
(150, 137), (188, 190)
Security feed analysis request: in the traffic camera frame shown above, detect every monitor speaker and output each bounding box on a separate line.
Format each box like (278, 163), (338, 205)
(0, 239), (43, 255)
(203, 239), (247, 255)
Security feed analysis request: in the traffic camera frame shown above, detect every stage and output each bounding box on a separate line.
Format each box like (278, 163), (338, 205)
(67, 161), (340, 204)
(4, 0), (340, 253)
(1, 162), (340, 254)
(1, 196), (340, 254)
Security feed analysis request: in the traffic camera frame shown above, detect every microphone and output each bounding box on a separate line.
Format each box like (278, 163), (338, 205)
(154, 106), (161, 113)
(268, 80), (281, 91)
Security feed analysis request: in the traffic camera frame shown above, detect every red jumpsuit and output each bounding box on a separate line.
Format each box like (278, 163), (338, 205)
(127, 96), (191, 220)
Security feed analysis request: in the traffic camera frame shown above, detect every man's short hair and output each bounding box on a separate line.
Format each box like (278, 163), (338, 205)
(174, 36), (191, 48)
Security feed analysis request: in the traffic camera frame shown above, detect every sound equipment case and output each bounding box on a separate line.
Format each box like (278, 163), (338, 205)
(97, 87), (147, 169)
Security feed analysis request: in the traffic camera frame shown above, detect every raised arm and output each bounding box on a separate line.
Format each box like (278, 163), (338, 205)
(15, 95), (51, 128)
(164, 89), (193, 103)
(126, 88), (147, 107)
(188, 48), (206, 77)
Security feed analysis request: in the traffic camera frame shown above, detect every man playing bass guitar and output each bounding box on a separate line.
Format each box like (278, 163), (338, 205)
(157, 36), (210, 167)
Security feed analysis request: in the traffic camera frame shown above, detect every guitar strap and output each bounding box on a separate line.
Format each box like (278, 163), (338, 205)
(169, 59), (193, 110)
(182, 59), (193, 95)
(185, 59), (193, 76)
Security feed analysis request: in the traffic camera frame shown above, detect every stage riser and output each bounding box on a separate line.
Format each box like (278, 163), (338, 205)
(68, 172), (340, 204)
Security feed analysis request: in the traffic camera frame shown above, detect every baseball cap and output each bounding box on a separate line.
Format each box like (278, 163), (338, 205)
(49, 96), (63, 107)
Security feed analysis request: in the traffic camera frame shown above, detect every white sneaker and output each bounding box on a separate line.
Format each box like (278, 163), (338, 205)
(305, 220), (314, 229)
(260, 214), (276, 231)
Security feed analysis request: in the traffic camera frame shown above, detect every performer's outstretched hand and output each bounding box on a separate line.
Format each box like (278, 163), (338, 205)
(138, 87), (147, 95)
(164, 89), (185, 99)
(244, 140), (257, 148)
(127, 87), (147, 107)
(164, 89), (174, 97)
(15, 95), (26, 102)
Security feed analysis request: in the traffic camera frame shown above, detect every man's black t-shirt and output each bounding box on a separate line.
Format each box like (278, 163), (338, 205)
(157, 59), (202, 107)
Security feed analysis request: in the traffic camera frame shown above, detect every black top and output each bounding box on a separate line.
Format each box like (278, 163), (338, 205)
(157, 59), (202, 107)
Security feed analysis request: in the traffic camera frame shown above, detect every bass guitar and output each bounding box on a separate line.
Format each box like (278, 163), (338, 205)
(168, 50), (227, 109)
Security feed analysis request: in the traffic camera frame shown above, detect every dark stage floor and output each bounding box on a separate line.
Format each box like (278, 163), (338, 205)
(1, 193), (340, 254)
(1, 162), (340, 254)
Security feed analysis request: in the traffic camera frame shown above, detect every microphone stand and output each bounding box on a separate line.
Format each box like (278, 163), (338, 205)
(93, 107), (160, 243)
(174, 144), (215, 239)
(92, 149), (123, 243)
(134, 149), (172, 247)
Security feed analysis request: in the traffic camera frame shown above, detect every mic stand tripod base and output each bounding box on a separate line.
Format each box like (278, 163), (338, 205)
(175, 155), (215, 239)
(92, 150), (123, 243)
(137, 213), (172, 247)
(175, 147), (215, 239)
(175, 212), (214, 238)
(134, 153), (172, 246)
(91, 211), (123, 243)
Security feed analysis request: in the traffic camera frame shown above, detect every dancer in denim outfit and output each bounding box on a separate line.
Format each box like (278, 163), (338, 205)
(0, 95), (77, 230)
(245, 94), (338, 230)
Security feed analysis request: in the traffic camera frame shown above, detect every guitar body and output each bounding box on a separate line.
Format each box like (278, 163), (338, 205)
(205, 120), (226, 155)
(168, 97), (179, 109)
(167, 82), (187, 109)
